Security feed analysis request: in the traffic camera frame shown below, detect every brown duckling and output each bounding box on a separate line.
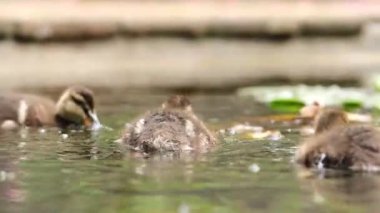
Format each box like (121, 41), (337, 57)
(0, 86), (101, 130)
(295, 108), (380, 171)
(122, 95), (216, 153)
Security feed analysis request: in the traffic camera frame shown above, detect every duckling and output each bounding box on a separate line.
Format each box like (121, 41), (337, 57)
(0, 86), (101, 130)
(295, 109), (380, 171)
(122, 95), (216, 153)
(300, 102), (321, 119)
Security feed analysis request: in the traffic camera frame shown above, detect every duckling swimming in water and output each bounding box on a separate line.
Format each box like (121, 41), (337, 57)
(0, 86), (101, 130)
(122, 95), (216, 153)
(295, 109), (380, 171)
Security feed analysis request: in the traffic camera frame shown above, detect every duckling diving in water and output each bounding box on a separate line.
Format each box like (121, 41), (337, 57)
(0, 86), (101, 130)
(122, 95), (216, 153)
(295, 108), (380, 171)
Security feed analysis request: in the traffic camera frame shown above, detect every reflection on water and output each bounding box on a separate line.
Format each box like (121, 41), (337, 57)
(0, 91), (379, 212)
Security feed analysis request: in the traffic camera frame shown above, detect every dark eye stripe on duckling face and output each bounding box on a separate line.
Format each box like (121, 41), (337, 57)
(78, 91), (94, 110)
(70, 95), (92, 116)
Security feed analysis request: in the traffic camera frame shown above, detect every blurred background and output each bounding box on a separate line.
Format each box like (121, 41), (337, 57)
(0, 0), (379, 91)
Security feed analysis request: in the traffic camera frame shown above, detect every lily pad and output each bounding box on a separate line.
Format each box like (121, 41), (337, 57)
(269, 99), (305, 113)
(237, 85), (377, 112)
(342, 100), (363, 111)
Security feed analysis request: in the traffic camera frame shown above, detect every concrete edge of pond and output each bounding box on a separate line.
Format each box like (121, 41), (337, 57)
(0, 1), (379, 40)
(0, 37), (379, 91)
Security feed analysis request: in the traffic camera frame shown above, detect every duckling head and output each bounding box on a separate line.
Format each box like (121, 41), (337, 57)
(300, 101), (321, 118)
(55, 86), (101, 129)
(314, 109), (348, 134)
(162, 95), (192, 112)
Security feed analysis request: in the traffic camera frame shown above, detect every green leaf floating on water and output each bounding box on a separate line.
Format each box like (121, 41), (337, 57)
(237, 85), (380, 112)
(269, 99), (305, 113)
(342, 100), (362, 112)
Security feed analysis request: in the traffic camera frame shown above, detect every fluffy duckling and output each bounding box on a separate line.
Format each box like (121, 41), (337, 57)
(122, 95), (216, 153)
(295, 109), (380, 171)
(0, 86), (101, 130)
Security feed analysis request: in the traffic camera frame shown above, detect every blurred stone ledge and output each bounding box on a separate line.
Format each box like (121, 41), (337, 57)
(0, 1), (379, 41)
(0, 37), (379, 90)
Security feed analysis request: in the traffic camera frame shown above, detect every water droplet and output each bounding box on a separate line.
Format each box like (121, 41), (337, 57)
(248, 163), (261, 173)
(61, 134), (69, 139)
(178, 203), (190, 213)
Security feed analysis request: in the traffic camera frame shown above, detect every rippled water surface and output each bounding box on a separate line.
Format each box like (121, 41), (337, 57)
(1, 90), (380, 213)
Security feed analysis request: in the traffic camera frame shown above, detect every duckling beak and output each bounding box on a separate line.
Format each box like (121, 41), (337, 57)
(85, 111), (102, 130)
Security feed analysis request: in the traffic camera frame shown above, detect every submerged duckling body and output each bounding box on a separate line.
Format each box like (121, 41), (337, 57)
(0, 86), (100, 130)
(296, 109), (380, 171)
(122, 95), (216, 153)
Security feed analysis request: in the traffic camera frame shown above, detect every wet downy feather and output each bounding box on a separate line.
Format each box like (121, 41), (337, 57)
(122, 95), (216, 153)
(296, 109), (380, 171)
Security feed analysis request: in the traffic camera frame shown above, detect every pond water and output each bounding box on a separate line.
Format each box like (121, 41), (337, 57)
(1, 90), (380, 213)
